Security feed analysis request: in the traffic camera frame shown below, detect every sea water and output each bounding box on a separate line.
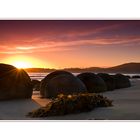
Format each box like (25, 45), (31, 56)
(28, 72), (140, 81)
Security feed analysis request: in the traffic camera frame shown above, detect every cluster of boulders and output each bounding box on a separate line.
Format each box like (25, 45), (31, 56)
(28, 70), (132, 117)
(0, 63), (131, 117)
(39, 71), (131, 99)
(0, 63), (131, 102)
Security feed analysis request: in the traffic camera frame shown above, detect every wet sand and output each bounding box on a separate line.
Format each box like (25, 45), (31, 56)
(0, 79), (140, 120)
(44, 79), (140, 120)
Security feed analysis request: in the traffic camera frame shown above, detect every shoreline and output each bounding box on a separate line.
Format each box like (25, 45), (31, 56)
(0, 79), (140, 120)
(44, 79), (140, 120)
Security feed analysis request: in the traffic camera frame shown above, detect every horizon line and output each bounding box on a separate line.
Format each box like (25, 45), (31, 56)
(23, 62), (140, 69)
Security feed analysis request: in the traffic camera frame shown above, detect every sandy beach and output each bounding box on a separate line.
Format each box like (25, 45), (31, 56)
(0, 79), (140, 120)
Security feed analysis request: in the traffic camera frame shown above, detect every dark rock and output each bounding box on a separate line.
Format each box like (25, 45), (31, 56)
(132, 75), (140, 79)
(40, 70), (87, 98)
(97, 73), (116, 91)
(77, 72), (107, 93)
(40, 70), (73, 96)
(0, 63), (33, 100)
(32, 79), (41, 91)
(125, 75), (131, 79)
(112, 73), (131, 89)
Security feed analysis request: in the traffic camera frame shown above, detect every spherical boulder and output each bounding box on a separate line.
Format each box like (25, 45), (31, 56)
(40, 70), (74, 97)
(77, 72), (107, 93)
(40, 70), (87, 98)
(97, 73), (116, 91)
(112, 73), (131, 89)
(0, 63), (33, 100)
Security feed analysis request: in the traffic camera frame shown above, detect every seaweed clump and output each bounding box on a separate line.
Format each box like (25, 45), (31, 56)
(27, 93), (113, 118)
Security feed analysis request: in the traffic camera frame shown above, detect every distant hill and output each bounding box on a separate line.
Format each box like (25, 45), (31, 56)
(25, 62), (140, 74)
(106, 63), (140, 73)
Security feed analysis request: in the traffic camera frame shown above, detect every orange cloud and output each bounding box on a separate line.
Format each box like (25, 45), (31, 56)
(0, 34), (140, 54)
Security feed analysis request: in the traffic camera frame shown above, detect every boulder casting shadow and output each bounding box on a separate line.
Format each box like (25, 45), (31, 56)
(40, 70), (87, 98)
(77, 72), (107, 93)
(112, 73), (131, 89)
(97, 73), (116, 91)
(40, 70), (73, 96)
(0, 63), (33, 100)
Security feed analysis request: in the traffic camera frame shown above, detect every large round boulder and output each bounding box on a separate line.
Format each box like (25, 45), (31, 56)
(112, 73), (131, 89)
(40, 70), (73, 96)
(0, 63), (33, 100)
(77, 72), (107, 93)
(97, 73), (116, 91)
(40, 70), (87, 98)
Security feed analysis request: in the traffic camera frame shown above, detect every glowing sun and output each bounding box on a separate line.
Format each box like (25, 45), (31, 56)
(12, 61), (32, 68)
(2, 55), (53, 69)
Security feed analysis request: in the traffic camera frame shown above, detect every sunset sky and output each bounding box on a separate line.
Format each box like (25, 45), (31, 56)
(0, 20), (140, 68)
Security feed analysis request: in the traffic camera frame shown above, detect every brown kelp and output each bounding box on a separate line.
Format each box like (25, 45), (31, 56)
(27, 93), (113, 118)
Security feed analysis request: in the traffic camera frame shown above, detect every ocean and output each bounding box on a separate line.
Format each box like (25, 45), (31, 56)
(28, 72), (140, 81)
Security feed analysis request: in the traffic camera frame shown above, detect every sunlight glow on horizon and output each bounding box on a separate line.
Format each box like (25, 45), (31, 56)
(2, 55), (54, 69)
(12, 61), (33, 68)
